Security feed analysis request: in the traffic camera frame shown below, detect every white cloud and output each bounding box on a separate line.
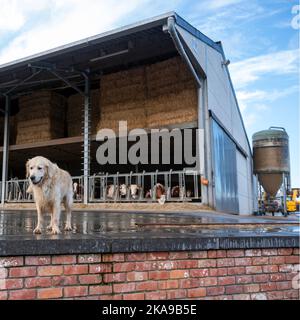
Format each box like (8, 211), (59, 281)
(0, 0), (151, 64)
(229, 49), (299, 88)
(205, 0), (244, 10)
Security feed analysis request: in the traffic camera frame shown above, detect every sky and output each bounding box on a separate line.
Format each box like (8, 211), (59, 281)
(0, 0), (299, 187)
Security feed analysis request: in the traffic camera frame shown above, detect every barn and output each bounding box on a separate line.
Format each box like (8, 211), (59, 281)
(0, 12), (254, 215)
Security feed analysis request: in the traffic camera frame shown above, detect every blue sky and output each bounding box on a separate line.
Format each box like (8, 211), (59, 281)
(0, 0), (299, 187)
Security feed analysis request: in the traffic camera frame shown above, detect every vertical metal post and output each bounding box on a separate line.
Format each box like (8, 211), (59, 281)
(1, 95), (10, 206)
(283, 173), (287, 216)
(83, 75), (90, 204)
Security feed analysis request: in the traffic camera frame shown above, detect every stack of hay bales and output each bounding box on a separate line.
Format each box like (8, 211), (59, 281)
(67, 89), (100, 137)
(97, 67), (147, 133)
(145, 56), (198, 128)
(0, 116), (17, 145)
(16, 91), (66, 144)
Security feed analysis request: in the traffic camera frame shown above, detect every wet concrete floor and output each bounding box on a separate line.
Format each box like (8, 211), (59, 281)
(0, 210), (299, 239)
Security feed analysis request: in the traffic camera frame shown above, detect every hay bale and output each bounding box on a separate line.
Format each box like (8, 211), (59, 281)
(67, 89), (100, 137)
(16, 91), (66, 144)
(0, 115), (17, 145)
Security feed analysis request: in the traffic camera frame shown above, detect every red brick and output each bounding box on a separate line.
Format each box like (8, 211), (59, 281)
(179, 278), (201, 289)
(245, 266), (262, 274)
(123, 293), (145, 300)
(158, 280), (178, 290)
(127, 272), (148, 282)
(270, 273), (286, 281)
(0, 291), (7, 300)
(9, 266), (36, 278)
(278, 249), (293, 255)
(252, 257), (269, 265)
(113, 262), (135, 273)
(147, 252), (168, 260)
(9, 289), (36, 300)
(64, 286), (88, 298)
(136, 281), (157, 292)
(225, 285), (243, 294)
(263, 265), (278, 273)
(99, 294), (122, 300)
(217, 258), (234, 267)
(202, 277), (218, 286)
(149, 271), (169, 280)
(145, 291), (167, 300)
(79, 275), (102, 285)
(135, 261), (153, 271)
(25, 277), (52, 288)
(176, 260), (198, 269)
(276, 281), (291, 290)
(170, 270), (189, 279)
(218, 276), (236, 286)
(89, 285), (112, 295)
(78, 254), (102, 263)
(236, 275), (253, 284)
(216, 250), (227, 258)
(245, 249), (261, 257)
(0, 257), (23, 267)
(232, 294), (251, 300)
(90, 263), (112, 273)
(52, 275), (77, 286)
(293, 248), (299, 255)
(113, 283), (136, 293)
(38, 288), (63, 299)
(198, 259), (216, 268)
(103, 273), (126, 283)
(207, 251), (217, 258)
(235, 257), (252, 266)
(253, 274), (269, 283)
(207, 286), (225, 296)
(260, 282), (277, 291)
(215, 268), (228, 276)
(38, 266), (63, 276)
(227, 250), (244, 258)
(190, 269), (209, 277)
(52, 255), (76, 265)
(151, 261), (175, 270)
(279, 264), (295, 273)
(125, 253), (147, 261)
(267, 291), (284, 300)
(187, 288), (206, 298)
(228, 267), (245, 275)
(285, 256), (299, 264)
(269, 256), (285, 264)
(262, 249), (277, 256)
(4, 278), (23, 290)
(167, 289), (186, 299)
(64, 265), (88, 275)
(25, 256), (50, 266)
(169, 252), (189, 260)
(102, 254), (124, 262)
(283, 290), (299, 299)
(189, 251), (208, 259)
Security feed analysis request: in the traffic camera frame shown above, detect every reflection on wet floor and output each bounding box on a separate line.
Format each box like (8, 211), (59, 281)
(0, 210), (299, 238)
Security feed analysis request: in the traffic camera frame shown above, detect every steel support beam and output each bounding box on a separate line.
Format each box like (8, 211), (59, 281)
(82, 73), (90, 204)
(1, 95), (10, 206)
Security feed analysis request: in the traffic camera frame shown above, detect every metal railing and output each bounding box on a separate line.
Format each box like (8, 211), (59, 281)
(89, 169), (201, 202)
(1, 169), (201, 203)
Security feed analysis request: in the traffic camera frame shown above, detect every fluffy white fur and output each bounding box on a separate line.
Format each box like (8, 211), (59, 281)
(26, 156), (73, 235)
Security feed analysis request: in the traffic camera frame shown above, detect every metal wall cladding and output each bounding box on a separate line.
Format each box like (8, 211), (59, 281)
(212, 120), (239, 214)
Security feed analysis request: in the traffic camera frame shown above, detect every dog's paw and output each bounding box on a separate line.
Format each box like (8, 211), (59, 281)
(51, 226), (61, 235)
(33, 227), (42, 234)
(64, 225), (72, 232)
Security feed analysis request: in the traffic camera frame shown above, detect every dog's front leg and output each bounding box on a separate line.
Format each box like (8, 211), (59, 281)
(47, 213), (53, 231)
(51, 204), (61, 235)
(33, 205), (43, 234)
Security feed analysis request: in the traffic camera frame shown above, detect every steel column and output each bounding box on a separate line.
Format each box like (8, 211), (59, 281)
(83, 75), (90, 204)
(1, 95), (10, 206)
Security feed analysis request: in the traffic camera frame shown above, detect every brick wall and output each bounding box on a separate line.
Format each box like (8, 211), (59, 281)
(0, 248), (299, 300)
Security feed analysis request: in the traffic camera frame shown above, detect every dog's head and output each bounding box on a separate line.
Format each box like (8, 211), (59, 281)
(26, 156), (56, 186)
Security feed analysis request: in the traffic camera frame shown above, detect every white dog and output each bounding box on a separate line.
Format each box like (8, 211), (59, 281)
(26, 156), (73, 235)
